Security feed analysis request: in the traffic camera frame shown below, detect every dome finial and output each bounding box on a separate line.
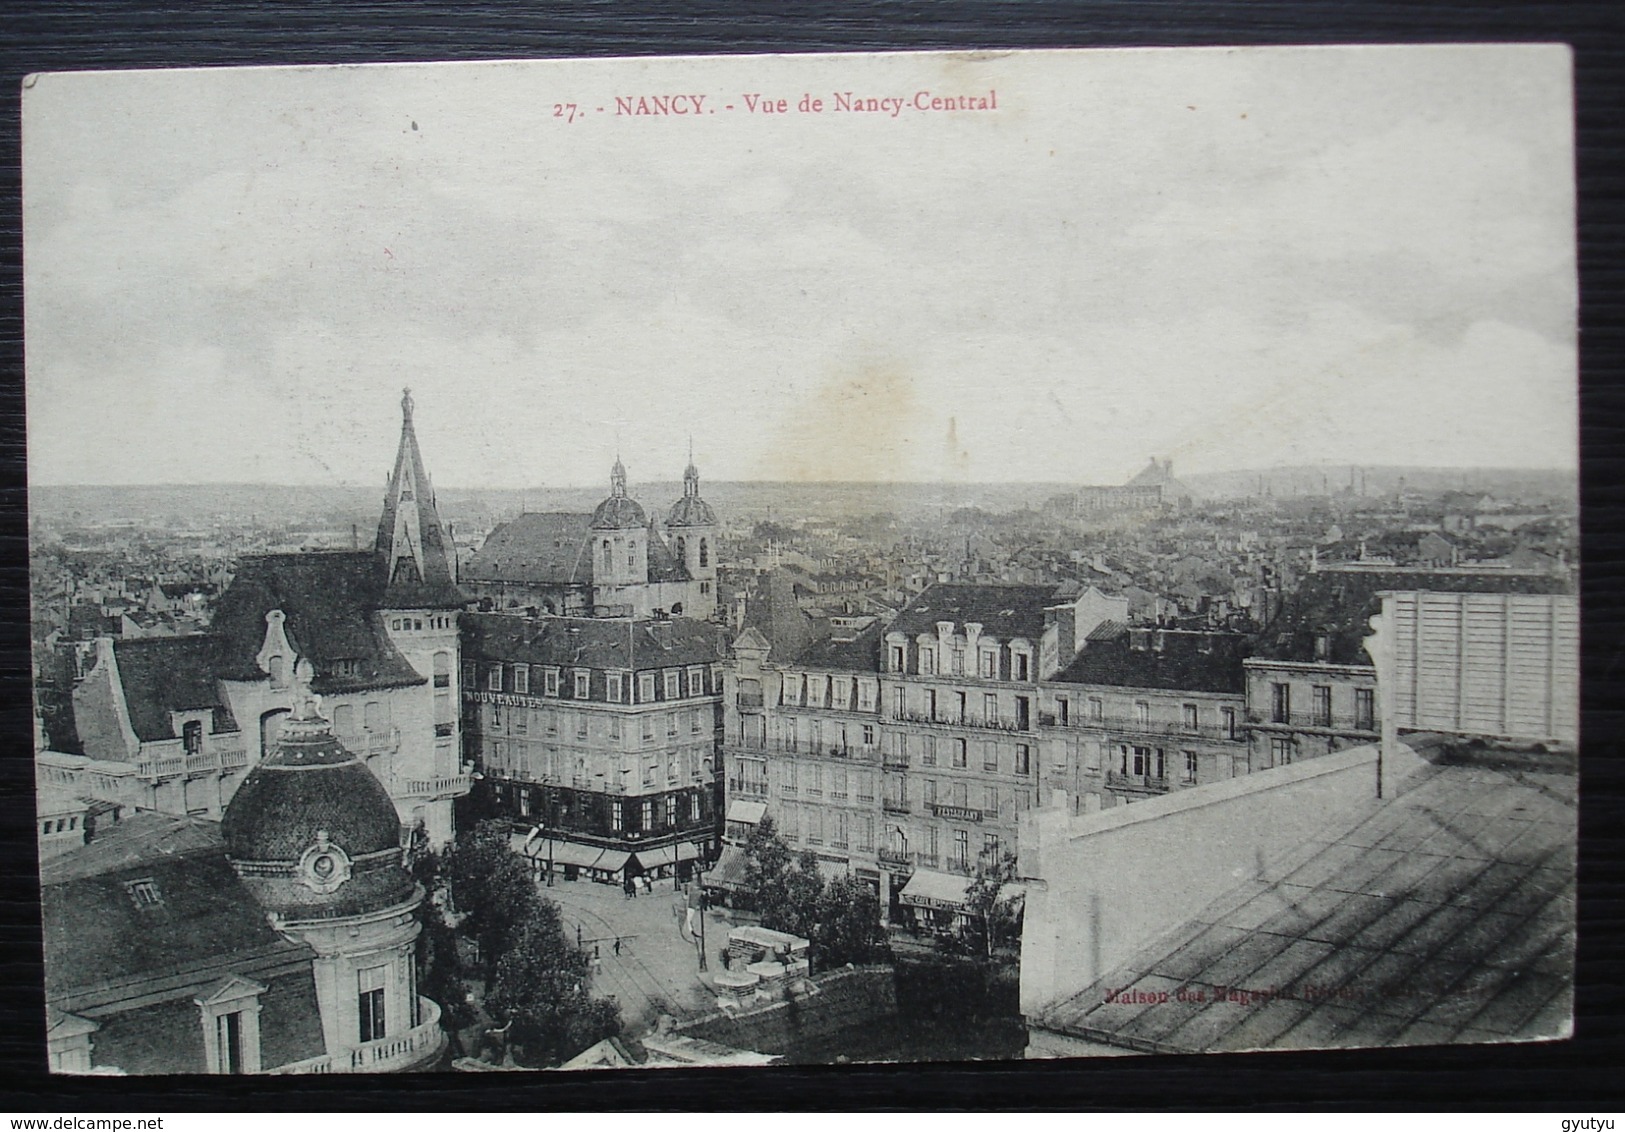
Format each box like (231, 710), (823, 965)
(611, 453), (628, 498)
(401, 387), (414, 423)
(289, 657), (324, 722)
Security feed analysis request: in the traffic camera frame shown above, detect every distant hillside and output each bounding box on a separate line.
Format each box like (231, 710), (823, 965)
(1183, 465), (1577, 504)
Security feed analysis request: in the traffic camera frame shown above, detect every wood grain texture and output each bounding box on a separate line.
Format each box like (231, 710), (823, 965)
(0, 0), (1620, 1111)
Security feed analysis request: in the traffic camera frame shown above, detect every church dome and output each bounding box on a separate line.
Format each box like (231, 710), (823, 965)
(222, 666), (414, 920)
(666, 457), (716, 528)
(590, 458), (648, 530)
(666, 495), (717, 528)
(591, 495), (648, 530)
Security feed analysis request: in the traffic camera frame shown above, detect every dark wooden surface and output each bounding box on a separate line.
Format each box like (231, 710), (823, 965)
(0, 1), (1621, 1111)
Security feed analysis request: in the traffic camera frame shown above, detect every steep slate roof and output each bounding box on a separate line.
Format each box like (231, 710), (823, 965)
(1053, 628), (1249, 695)
(740, 571), (817, 664)
(374, 391), (465, 609)
(646, 524), (693, 584)
(463, 612), (727, 671)
(1256, 569), (1574, 666)
(208, 551), (425, 694)
(890, 583), (1069, 640)
(463, 513), (595, 585)
(795, 621), (885, 673)
(112, 635), (239, 741)
(41, 814), (317, 1008)
(1035, 747), (1576, 1053)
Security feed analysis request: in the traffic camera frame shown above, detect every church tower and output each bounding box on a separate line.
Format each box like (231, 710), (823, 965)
(666, 451), (718, 620)
(590, 458), (650, 615)
(373, 389), (465, 844)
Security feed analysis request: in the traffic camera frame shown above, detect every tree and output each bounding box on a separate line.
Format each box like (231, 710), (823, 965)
(814, 875), (889, 967)
(484, 899), (622, 1068)
(443, 820), (539, 968)
(953, 850), (1024, 960)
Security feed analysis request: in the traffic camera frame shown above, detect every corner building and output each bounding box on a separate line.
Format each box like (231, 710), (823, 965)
(463, 613), (728, 883)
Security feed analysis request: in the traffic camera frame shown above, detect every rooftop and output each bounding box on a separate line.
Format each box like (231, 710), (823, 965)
(111, 635), (239, 741)
(463, 612), (727, 671)
(1035, 743), (1575, 1052)
(890, 583), (1072, 641)
(1052, 627), (1249, 695)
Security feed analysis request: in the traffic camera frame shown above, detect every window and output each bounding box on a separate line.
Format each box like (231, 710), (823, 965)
(609, 715), (621, 741)
(922, 736), (937, 767)
(920, 648), (936, 676)
(639, 673), (656, 703)
(979, 650), (997, 678)
(890, 645), (905, 672)
(808, 765), (823, 796)
(983, 833), (1000, 859)
(1057, 696), (1070, 725)
(182, 720), (203, 755)
(1183, 704), (1199, 732)
(692, 709), (703, 734)
(665, 794), (677, 827)
(611, 800), (623, 831)
(1355, 688), (1375, 731)
(544, 668), (560, 696)
(954, 691), (967, 722)
(574, 671), (591, 699)
(699, 538), (710, 567)
(1271, 683), (1291, 724)
(691, 793), (701, 822)
(984, 786), (999, 815)
(1270, 736), (1294, 767)
(926, 688), (939, 720)
(1013, 652), (1031, 682)
(687, 666), (705, 696)
(1222, 707), (1238, 739)
(924, 778), (937, 805)
(1182, 750), (1198, 783)
(951, 649), (965, 675)
(862, 724), (875, 746)
(642, 800), (654, 830)
(642, 715), (655, 742)
(1135, 701), (1151, 727)
(462, 660), (477, 687)
(126, 878), (162, 908)
(602, 540), (613, 572)
(858, 681), (875, 711)
(607, 672), (624, 703)
(782, 761), (798, 793)
(436, 652), (453, 689)
(575, 713), (588, 740)
(216, 1011), (246, 1074)
(953, 739), (967, 768)
(953, 830), (969, 869)
(1015, 744), (1031, 776)
(984, 693), (999, 723)
(1016, 789), (1031, 811)
(511, 706), (525, 734)
(666, 713), (678, 737)
(831, 767), (848, 799)
(358, 967), (387, 1043)
(983, 742), (999, 772)
(859, 815), (875, 852)
(1313, 686), (1333, 728)
(665, 670), (681, 699)
(513, 665), (530, 695)
(1089, 697), (1104, 722)
(487, 667), (502, 693)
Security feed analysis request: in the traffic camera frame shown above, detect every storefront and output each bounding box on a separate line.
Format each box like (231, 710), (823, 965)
(513, 833), (632, 885)
(897, 869), (971, 935)
(632, 840), (703, 883)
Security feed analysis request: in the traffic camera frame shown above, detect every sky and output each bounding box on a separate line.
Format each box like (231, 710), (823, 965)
(23, 46), (1577, 488)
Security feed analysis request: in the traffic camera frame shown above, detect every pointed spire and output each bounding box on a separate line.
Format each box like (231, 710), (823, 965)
(375, 388), (462, 607)
(611, 457), (628, 499)
(683, 438), (700, 498)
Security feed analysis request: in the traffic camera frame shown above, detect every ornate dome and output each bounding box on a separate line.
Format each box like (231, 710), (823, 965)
(222, 663), (414, 920)
(590, 458), (648, 530)
(666, 457), (716, 528)
(666, 495), (717, 528)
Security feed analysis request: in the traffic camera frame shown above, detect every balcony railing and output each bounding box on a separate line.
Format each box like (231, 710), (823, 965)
(882, 753), (910, 771)
(269, 997), (444, 1074)
(877, 847), (913, 868)
(737, 692), (765, 709)
(1246, 711), (1377, 735)
(929, 803), (985, 823)
(724, 737), (882, 763)
(1068, 716), (1242, 742)
(890, 709), (1034, 734)
(138, 741), (248, 779)
(1105, 770), (1171, 794)
(728, 779), (770, 797)
(398, 772), (474, 799)
(882, 798), (911, 814)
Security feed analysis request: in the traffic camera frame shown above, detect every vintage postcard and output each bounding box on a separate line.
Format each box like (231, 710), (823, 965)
(24, 45), (1577, 1074)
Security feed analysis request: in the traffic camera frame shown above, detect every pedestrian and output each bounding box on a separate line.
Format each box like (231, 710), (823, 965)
(613, 937), (621, 957)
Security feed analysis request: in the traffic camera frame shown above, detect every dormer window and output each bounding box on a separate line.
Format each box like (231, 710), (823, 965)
(182, 720), (203, 755)
(126, 877), (163, 909)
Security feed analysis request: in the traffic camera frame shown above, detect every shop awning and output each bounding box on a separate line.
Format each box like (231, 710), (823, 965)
(703, 845), (750, 890)
(526, 839), (610, 870)
(815, 858), (850, 883)
(725, 800), (767, 825)
(898, 869), (971, 911)
(596, 850), (631, 875)
(635, 844), (678, 870)
(676, 841), (701, 863)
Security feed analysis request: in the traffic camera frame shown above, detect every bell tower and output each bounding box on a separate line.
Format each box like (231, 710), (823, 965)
(666, 446), (718, 619)
(375, 388), (460, 607)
